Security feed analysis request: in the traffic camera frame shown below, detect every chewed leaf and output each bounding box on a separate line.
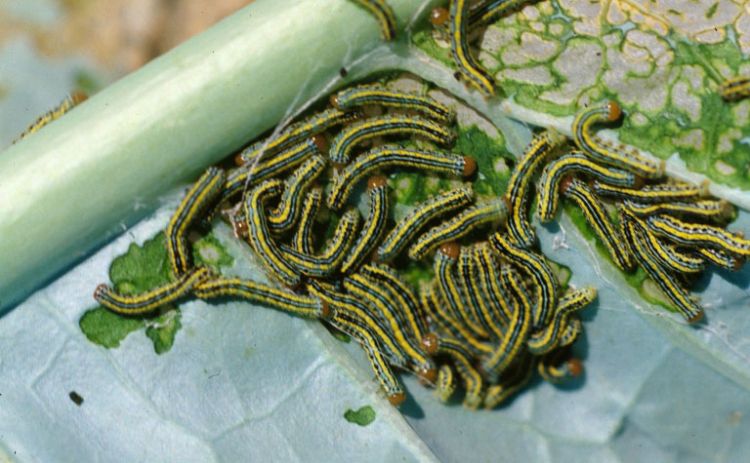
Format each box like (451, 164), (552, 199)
(145, 310), (182, 355)
(412, 1), (750, 197)
(454, 125), (513, 196)
(79, 307), (143, 349)
(193, 233), (234, 270)
(79, 231), (231, 354)
(109, 233), (172, 294)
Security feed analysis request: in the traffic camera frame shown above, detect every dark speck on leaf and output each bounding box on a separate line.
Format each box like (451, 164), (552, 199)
(69, 391), (84, 406)
(340, 67), (348, 78)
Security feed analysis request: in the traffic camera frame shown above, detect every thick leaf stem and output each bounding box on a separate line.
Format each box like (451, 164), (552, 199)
(0, 0), (443, 311)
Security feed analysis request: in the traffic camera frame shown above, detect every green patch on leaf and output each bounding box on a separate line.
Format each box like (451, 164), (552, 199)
(344, 405), (376, 426)
(390, 171), (424, 204)
(145, 311), (182, 355)
(381, 124), (513, 289)
(564, 202), (614, 265)
(417, 6), (750, 191)
(399, 258), (434, 288)
(454, 125), (512, 196)
(323, 323), (351, 343)
(614, 38), (749, 189)
(80, 232), (190, 354)
(331, 331), (352, 343)
(620, 83), (750, 190)
(639, 278), (680, 314)
(193, 232), (234, 271)
(564, 202), (624, 267)
(550, 261), (571, 288)
(412, 30), (453, 69)
(109, 233), (172, 294)
(79, 307), (143, 349)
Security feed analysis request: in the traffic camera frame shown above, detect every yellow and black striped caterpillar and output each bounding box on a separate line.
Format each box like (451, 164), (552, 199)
(92, 77), (746, 412)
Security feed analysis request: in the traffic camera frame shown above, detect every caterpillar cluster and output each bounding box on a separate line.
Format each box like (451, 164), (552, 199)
(543, 100), (746, 324)
(421, 0), (750, 326)
(92, 82), (597, 408)
(88, 73), (750, 408)
(87, 3), (750, 411)
(10, 0), (747, 412)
